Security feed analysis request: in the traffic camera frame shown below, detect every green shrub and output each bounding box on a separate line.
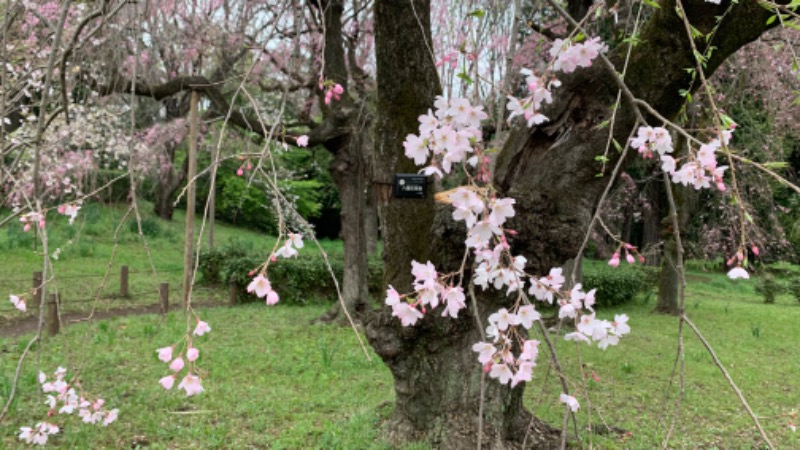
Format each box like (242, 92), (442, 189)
(222, 254), (383, 305)
(755, 274), (780, 304)
(582, 265), (656, 307)
(788, 278), (800, 303)
(128, 217), (162, 238)
(197, 239), (251, 285)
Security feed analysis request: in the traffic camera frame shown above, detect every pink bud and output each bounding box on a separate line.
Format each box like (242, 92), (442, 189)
(608, 253), (620, 268)
(39, 220), (45, 229)
(638, 255), (645, 263)
(57, 205), (66, 214)
(266, 290), (279, 305)
(170, 357), (185, 372)
(626, 253), (635, 264)
(247, 163), (252, 170)
(23, 224), (31, 232)
(506, 229), (518, 235)
(716, 182), (726, 191)
(624, 243), (634, 250)
(484, 362), (493, 374)
(187, 348), (199, 362)
(236, 168), (244, 176)
(270, 254), (277, 262)
(159, 375), (175, 390)
(248, 270), (256, 276)
(333, 84), (344, 95)
(752, 245), (760, 256)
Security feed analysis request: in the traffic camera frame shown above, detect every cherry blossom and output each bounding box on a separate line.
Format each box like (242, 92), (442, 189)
(159, 375), (176, 390)
(727, 267), (750, 279)
(193, 321), (211, 336)
(296, 135), (309, 147)
(187, 348), (199, 362)
(177, 374), (204, 397)
(559, 393), (580, 412)
(156, 346), (173, 363)
(9, 294), (26, 312)
(247, 274), (272, 298)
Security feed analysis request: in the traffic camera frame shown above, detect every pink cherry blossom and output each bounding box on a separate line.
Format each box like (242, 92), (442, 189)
(193, 321), (211, 336)
(159, 375), (176, 390)
(170, 357), (185, 372)
(560, 393), (580, 412)
(177, 374), (204, 397)
(9, 294), (26, 312)
(156, 346), (173, 363)
(247, 274), (272, 298)
(187, 347), (199, 362)
(296, 135), (309, 147)
(266, 290), (279, 306)
(727, 267), (750, 280)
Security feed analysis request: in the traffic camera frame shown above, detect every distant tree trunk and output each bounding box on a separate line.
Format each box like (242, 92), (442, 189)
(365, 184), (379, 255)
(314, 0), (371, 324)
(643, 179), (664, 266)
(318, 134), (370, 323)
(153, 147), (188, 220)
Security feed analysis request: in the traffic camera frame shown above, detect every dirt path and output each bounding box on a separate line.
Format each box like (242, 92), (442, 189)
(0, 301), (223, 339)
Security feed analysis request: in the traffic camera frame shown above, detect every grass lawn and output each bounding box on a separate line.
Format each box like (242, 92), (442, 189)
(1, 203), (799, 448)
(0, 202), (344, 321)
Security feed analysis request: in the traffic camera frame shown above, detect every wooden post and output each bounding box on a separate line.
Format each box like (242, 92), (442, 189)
(208, 183), (215, 248)
(120, 265), (129, 297)
(33, 271), (43, 309)
(159, 283), (169, 315)
(182, 90), (199, 306)
(46, 293), (59, 336)
(229, 282), (238, 306)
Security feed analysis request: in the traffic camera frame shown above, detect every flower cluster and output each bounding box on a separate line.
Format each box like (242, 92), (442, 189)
(19, 367), (118, 445)
(245, 233), (305, 305)
(9, 294), (26, 312)
(632, 125), (735, 192)
(472, 313), (540, 387)
(390, 80), (630, 394)
(607, 243), (645, 267)
(403, 96), (487, 177)
(506, 69), (558, 127)
(19, 211), (45, 232)
(321, 81), (344, 105)
(156, 320), (210, 396)
(549, 37), (608, 73)
(56, 203), (81, 225)
(384, 260), (467, 326)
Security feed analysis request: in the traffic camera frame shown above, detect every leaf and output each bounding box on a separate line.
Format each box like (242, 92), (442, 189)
(612, 139), (623, 153)
(762, 161), (789, 170)
(766, 14), (777, 25)
(457, 72), (473, 85)
(467, 9), (485, 18)
(595, 155), (610, 162)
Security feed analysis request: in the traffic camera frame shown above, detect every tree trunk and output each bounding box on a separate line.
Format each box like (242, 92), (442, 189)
(367, 1), (560, 447)
(368, 0), (778, 447)
(153, 148), (188, 221)
(317, 135), (370, 324)
(365, 183), (379, 255)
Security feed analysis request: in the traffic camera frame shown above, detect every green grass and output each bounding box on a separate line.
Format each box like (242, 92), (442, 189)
(2, 203), (800, 448)
(1, 268), (798, 448)
(0, 305), (403, 449)
(0, 202), (344, 320)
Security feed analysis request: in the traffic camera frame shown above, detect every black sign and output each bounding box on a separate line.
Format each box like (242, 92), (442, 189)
(394, 174), (428, 199)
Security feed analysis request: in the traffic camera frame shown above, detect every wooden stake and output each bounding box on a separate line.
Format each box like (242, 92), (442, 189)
(182, 90), (199, 306)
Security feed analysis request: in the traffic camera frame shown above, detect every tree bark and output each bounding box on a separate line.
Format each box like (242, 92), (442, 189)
(153, 147), (188, 221)
(367, 0), (780, 447)
(366, 1), (560, 448)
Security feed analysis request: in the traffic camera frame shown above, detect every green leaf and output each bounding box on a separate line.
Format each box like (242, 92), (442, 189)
(467, 9), (485, 18)
(612, 139), (623, 153)
(762, 161), (789, 170)
(457, 72), (473, 85)
(766, 14), (777, 25)
(595, 155), (610, 162)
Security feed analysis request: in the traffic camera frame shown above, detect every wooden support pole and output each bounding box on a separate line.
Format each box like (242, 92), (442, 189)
(120, 265), (129, 298)
(182, 90), (199, 306)
(160, 283), (169, 315)
(229, 282), (238, 306)
(46, 293), (59, 336)
(33, 271), (43, 309)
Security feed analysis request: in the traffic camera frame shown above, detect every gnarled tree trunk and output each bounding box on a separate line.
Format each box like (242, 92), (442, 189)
(368, 0), (778, 447)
